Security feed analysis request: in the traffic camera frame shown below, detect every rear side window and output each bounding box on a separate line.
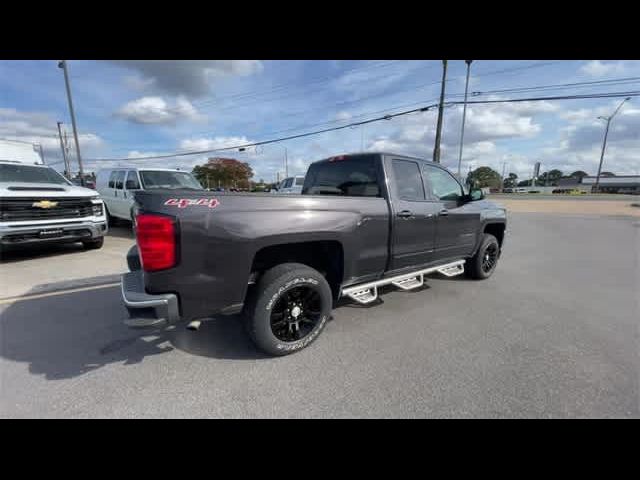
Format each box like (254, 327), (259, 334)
(115, 171), (126, 189)
(392, 160), (425, 201)
(302, 155), (381, 197)
(108, 171), (117, 188)
(295, 177), (305, 186)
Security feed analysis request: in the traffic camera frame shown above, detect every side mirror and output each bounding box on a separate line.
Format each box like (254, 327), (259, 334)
(470, 188), (484, 201)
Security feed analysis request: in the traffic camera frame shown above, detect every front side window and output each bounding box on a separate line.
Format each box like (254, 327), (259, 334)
(125, 171), (141, 190)
(424, 165), (463, 201)
(391, 160), (425, 201)
(284, 178), (293, 188)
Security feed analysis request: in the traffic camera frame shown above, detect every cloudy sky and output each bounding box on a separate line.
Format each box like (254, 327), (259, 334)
(1, 60), (639, 182)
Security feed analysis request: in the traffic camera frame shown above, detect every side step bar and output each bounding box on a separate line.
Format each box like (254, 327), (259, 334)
(341, 259), (465, 305)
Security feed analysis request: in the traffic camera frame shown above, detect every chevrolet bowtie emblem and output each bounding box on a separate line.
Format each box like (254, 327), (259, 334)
(32, 200), (59, 209)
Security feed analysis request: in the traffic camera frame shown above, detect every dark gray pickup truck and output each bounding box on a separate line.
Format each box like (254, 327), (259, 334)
(122, 152), (507, 355)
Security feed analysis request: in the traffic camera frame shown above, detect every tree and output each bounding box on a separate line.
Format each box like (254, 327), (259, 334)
(538, 169), (564, 186)
(192, 157), (254, 190)
(503, 172), (518, 188)
(570, 170), (589, 180)
(467, 166), (502, 189)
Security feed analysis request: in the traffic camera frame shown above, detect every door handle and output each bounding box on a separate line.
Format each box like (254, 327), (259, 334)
(438, 209), (449, 216)
(397, 210), (413, 218)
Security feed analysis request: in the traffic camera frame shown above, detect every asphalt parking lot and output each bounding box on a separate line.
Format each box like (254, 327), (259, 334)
(1, 212), (638, 418)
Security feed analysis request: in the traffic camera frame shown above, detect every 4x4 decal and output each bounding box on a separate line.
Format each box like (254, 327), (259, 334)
(164, 198), (220, 209)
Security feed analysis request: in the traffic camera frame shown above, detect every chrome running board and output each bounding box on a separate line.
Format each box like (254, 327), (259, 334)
(341, 260), (465, 305)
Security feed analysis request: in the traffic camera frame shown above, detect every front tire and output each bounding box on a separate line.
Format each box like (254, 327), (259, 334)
(467, 233), (500, 280)
(82, 237), (104, 250)
(244, 263), (333, 356)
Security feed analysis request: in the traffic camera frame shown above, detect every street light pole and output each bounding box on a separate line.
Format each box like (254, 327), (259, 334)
(594, 97), (630, 193)
(433, 60), (448, 163)
(58, 60), (85, 186)
(457, 60), (473, 177)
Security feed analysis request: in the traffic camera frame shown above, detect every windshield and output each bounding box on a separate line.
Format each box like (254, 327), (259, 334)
(0, 164), (70, 185)
(139, 171), (203, 190)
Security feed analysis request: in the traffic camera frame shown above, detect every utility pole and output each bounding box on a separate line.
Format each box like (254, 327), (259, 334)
(58, 60), (85, 186)
(284, 147), (288, 178)
(433, 60), (448, 163)
(594, 97), (631, 193)
(457, 60), (473, 176)
(501, 161), (507, 191)
(57, 122), (71, 178)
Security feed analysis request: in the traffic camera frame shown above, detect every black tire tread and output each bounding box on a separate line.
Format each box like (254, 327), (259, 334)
(244, 262), (331, 356)
(467, 233), (499, 280)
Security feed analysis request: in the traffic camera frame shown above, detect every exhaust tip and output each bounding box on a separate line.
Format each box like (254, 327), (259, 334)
(186, 320), (201, 331)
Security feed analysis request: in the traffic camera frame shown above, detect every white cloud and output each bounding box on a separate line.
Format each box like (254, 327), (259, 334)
(335, 111), (352, 121)
(579, 60), (626, 77)
(179, 136), (251, 152)
(0, 108), (104, 165)
(117, 96), (204, 125)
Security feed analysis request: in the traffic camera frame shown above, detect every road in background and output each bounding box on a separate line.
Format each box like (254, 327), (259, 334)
(1, 212), (638, 418)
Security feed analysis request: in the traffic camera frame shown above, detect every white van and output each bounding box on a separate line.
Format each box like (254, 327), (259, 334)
(96, 167), (203, 222)
(273, 175), (305, 194)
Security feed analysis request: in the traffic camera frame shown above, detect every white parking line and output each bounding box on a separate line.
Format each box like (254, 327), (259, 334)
(0, 282), (120, 305)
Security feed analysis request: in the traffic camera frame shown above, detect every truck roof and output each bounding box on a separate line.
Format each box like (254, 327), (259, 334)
(96, 167), (189, 173)
(0, 139), (44, 165)
(316, 152), (441, 165)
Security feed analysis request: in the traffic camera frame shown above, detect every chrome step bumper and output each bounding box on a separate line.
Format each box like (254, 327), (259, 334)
(121, 271), (180, 328)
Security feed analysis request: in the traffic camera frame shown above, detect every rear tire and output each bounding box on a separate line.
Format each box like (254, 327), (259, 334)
(466, 233), (500, 280)
(82, 237), (104, 250)
(243, 263), (332, 356)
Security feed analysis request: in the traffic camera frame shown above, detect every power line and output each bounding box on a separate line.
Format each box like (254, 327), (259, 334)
(164, 60), (563, 117)
(150, 75), (640, 152)
(86, 89), (639, 164)
(177, 61), (564, 139)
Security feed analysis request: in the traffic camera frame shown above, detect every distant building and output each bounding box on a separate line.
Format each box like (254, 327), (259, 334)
(581, 176), (640, 194)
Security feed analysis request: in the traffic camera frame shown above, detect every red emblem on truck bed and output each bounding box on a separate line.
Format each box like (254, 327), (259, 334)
(164, 198), (220, 209)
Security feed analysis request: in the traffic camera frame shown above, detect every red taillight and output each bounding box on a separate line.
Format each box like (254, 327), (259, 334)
(136, 214), (176, 272)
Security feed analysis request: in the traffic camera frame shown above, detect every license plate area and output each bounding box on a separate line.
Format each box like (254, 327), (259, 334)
(39, 228), (64, 238)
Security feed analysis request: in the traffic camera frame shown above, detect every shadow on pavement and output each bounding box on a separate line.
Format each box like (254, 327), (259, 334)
(0, 278), (266, 380)
(107, 225), (135, 240)
(0, 242), (89, 264)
